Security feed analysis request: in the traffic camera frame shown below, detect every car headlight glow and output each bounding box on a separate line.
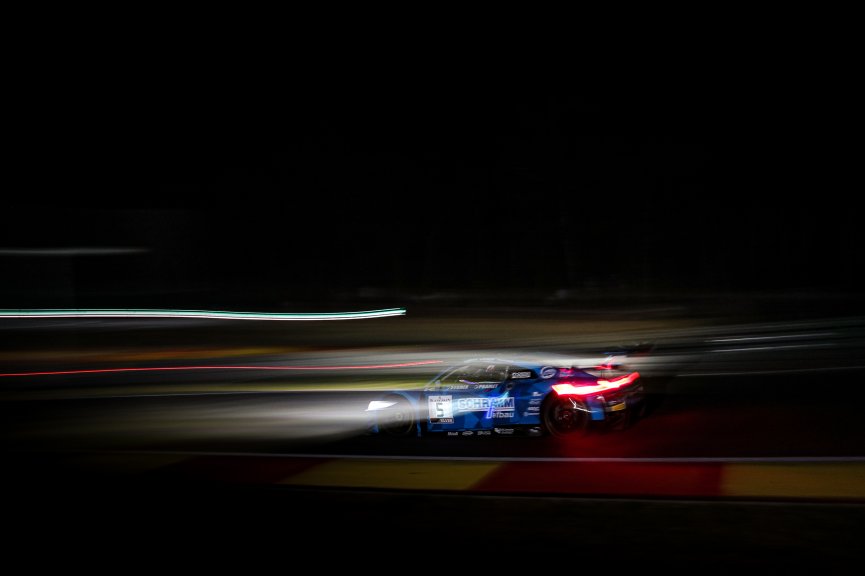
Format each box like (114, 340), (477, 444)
(366, 400), (397, 411)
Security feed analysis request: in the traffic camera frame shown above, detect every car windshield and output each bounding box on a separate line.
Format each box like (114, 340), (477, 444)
(441, 364), (506, 385)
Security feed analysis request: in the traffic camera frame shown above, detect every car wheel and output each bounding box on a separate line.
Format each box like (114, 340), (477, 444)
(377, 396), (416, 437)
(542, 394), (589, 437)
(626, 397), (648, 428)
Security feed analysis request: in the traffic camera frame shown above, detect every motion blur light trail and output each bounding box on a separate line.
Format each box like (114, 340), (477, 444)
(0, 360), (442, 378)
(0, 308), (406, 320)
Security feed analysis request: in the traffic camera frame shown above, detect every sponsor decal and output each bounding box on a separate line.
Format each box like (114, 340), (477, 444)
(477, 430), (492, 436)
(540, 367), (557, 379)
(511, 371), (532, 379)
(461, 430), (474, 436)
(527, 406), (540, 413)
(494, 428), (515, 435)
(532, 391), (542, 397)
(454, 396), (516, 420)
(455, 397), (515, 412)
(445, 384), (468, 390)
(428, 395), (454, 423)
(528, 399), (542, 406)
(477, 384), (498, 389)
(447, 431), (459, 436)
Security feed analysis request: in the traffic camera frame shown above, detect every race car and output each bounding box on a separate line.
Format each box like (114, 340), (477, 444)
(366, 357), (645, 437)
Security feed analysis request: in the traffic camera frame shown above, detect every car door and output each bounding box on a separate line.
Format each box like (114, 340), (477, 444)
(425, 363), (508, 435)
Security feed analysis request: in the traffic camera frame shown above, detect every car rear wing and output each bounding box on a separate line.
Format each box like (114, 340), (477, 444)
(579, 342), (655, 371)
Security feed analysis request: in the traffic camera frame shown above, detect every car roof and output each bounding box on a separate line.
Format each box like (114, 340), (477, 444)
(460, 358), (546, 370)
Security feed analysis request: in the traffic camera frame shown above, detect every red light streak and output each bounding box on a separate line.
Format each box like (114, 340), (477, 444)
(597, 372), (640, 387)
(552, 372), (640, 396)
(0, 360), (443, 378)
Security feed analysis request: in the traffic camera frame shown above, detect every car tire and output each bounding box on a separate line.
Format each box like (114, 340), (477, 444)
(626, 397), (648, 428)
(377, 395), (416, 437)
(541, 394), (589, 437)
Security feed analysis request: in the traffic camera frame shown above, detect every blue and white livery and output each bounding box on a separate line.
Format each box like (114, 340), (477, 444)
(367, 358), (645, 437)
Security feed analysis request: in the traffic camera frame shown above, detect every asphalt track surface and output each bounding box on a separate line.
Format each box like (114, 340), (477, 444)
(2, 304), (864, 567)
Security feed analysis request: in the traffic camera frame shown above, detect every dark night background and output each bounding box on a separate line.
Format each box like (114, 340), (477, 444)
(3, 82), (859, 311)
(3, 37), (865, 572)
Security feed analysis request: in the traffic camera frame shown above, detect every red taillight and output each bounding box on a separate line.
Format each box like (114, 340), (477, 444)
(553, 372), (640, 396)
(551, 383), (583, 395)
(597, 371), (640, 387)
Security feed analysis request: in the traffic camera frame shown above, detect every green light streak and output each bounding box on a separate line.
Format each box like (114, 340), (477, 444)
(0, 308), (406, 321)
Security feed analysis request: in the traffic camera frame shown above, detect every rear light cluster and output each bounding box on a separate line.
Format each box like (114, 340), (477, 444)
(552, 372), (640, 397)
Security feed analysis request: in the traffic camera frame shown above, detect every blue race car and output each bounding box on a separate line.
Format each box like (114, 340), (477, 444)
(366, 358), (644, 437)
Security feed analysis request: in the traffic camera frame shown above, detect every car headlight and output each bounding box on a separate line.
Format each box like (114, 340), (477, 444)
(366, 400), (397, 412)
